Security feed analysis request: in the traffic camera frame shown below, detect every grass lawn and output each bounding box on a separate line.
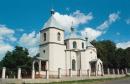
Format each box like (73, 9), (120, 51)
(25, 75), (130, 84)
(50, 75), (130, 84)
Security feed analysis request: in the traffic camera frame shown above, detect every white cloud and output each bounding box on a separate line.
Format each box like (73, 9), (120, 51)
(116, 32), (120, 35)
(53, 10), (93, 32)
(0, 24), (16, 42)
(0, 25), (16, 59)
(19, 31), (39, 47)
(0, 26), (39, 59)
(81, 27), (102, 41)
(97, 12), (120, 30)
(81, 12), (120, 41)
(28, 47), (39, 57)
(16, 28), (24, 32)
(66, 7), (70, 11)
(116, 41), (130, 49)
(126, 19), (130, 25)
(19, 31), (40, 56)
(0, 40), (14, 59)
(0, 43), (14, 54)
(109, 12), (120, 22)
(0, 11), (121, 59)
(72, 10), (93, 25)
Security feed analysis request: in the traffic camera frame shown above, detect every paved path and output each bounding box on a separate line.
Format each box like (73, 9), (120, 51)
(101, 78), (130, 84)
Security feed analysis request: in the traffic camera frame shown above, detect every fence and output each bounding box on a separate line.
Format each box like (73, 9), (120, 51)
(0, 67), (129, 79)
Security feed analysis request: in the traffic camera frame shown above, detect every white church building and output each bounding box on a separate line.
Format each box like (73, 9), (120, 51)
(32, 10), (104, 78)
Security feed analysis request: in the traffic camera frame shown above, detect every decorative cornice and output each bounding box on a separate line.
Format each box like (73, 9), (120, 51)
(39, 42), (65, 47)
(64, 38), (86, 41)
(40, 27), (64, 32)
(65, 49), (86, 52)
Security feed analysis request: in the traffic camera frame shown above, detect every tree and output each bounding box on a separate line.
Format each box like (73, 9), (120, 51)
(0, 46), (33, 77)
(92, 40), (130, 69)
(115, 48), (125, 68)
(92, 40), (116, 68)
(124, 47), (130, 68)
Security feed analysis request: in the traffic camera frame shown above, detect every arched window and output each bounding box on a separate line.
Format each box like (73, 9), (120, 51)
(57, 32), (61, 41)
(43, 33), (46, 41)
(73, 41), (77, 49)
(72, 59), (76, 71)
(43, 50), (45, 53)
(82, 42), (84, 49)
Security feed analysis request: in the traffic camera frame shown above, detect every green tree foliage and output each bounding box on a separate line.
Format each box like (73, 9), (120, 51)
(92, 40), (130, 69)
(124, 47), (130, 68)
(0, 46), (33, 77)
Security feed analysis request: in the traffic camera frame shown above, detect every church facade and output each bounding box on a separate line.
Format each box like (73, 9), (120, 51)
(33, 10), (104, 78)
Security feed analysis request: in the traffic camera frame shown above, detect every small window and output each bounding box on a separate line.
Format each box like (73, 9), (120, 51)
(43, 50), (45, 53)
(72, 59), (76, 71)
(73, 41), (77, 49)
(64, 42), (66, 45)
(57, 32), (61, 41)
(93, 49), (96, 52)
(82, 42), (84, 49)
(43, 33), (46, 41)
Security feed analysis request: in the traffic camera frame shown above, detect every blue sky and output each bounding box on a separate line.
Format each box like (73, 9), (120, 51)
(0, 0), (130, 59)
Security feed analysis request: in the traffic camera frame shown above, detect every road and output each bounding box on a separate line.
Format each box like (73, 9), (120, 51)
(101, 78), (130, 84)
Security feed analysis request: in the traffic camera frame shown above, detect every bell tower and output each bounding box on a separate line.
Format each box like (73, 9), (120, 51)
(40, 9), (64, 45)
(39, 9), (66, 71)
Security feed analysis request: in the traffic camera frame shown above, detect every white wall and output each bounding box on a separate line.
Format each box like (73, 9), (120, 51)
(65, 51), (77, 70)
(40, 29), (49, 44)
(40, 27), (66, 75)
(40, 45), (49, 60)
(65, 39), (86, 50)
(39, 27), (102, 76)
(76, 52), (81, 70)
(80, 51), (90, 70)
(65, 51), (71, 70)
(49, 28), (64, 44)
(85, 47), (97, 61)
(49, 44), (66, 71)
(40, 28), (64, 45)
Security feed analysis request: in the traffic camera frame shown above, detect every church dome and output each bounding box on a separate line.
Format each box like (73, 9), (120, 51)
(41, 9), (63, 30)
